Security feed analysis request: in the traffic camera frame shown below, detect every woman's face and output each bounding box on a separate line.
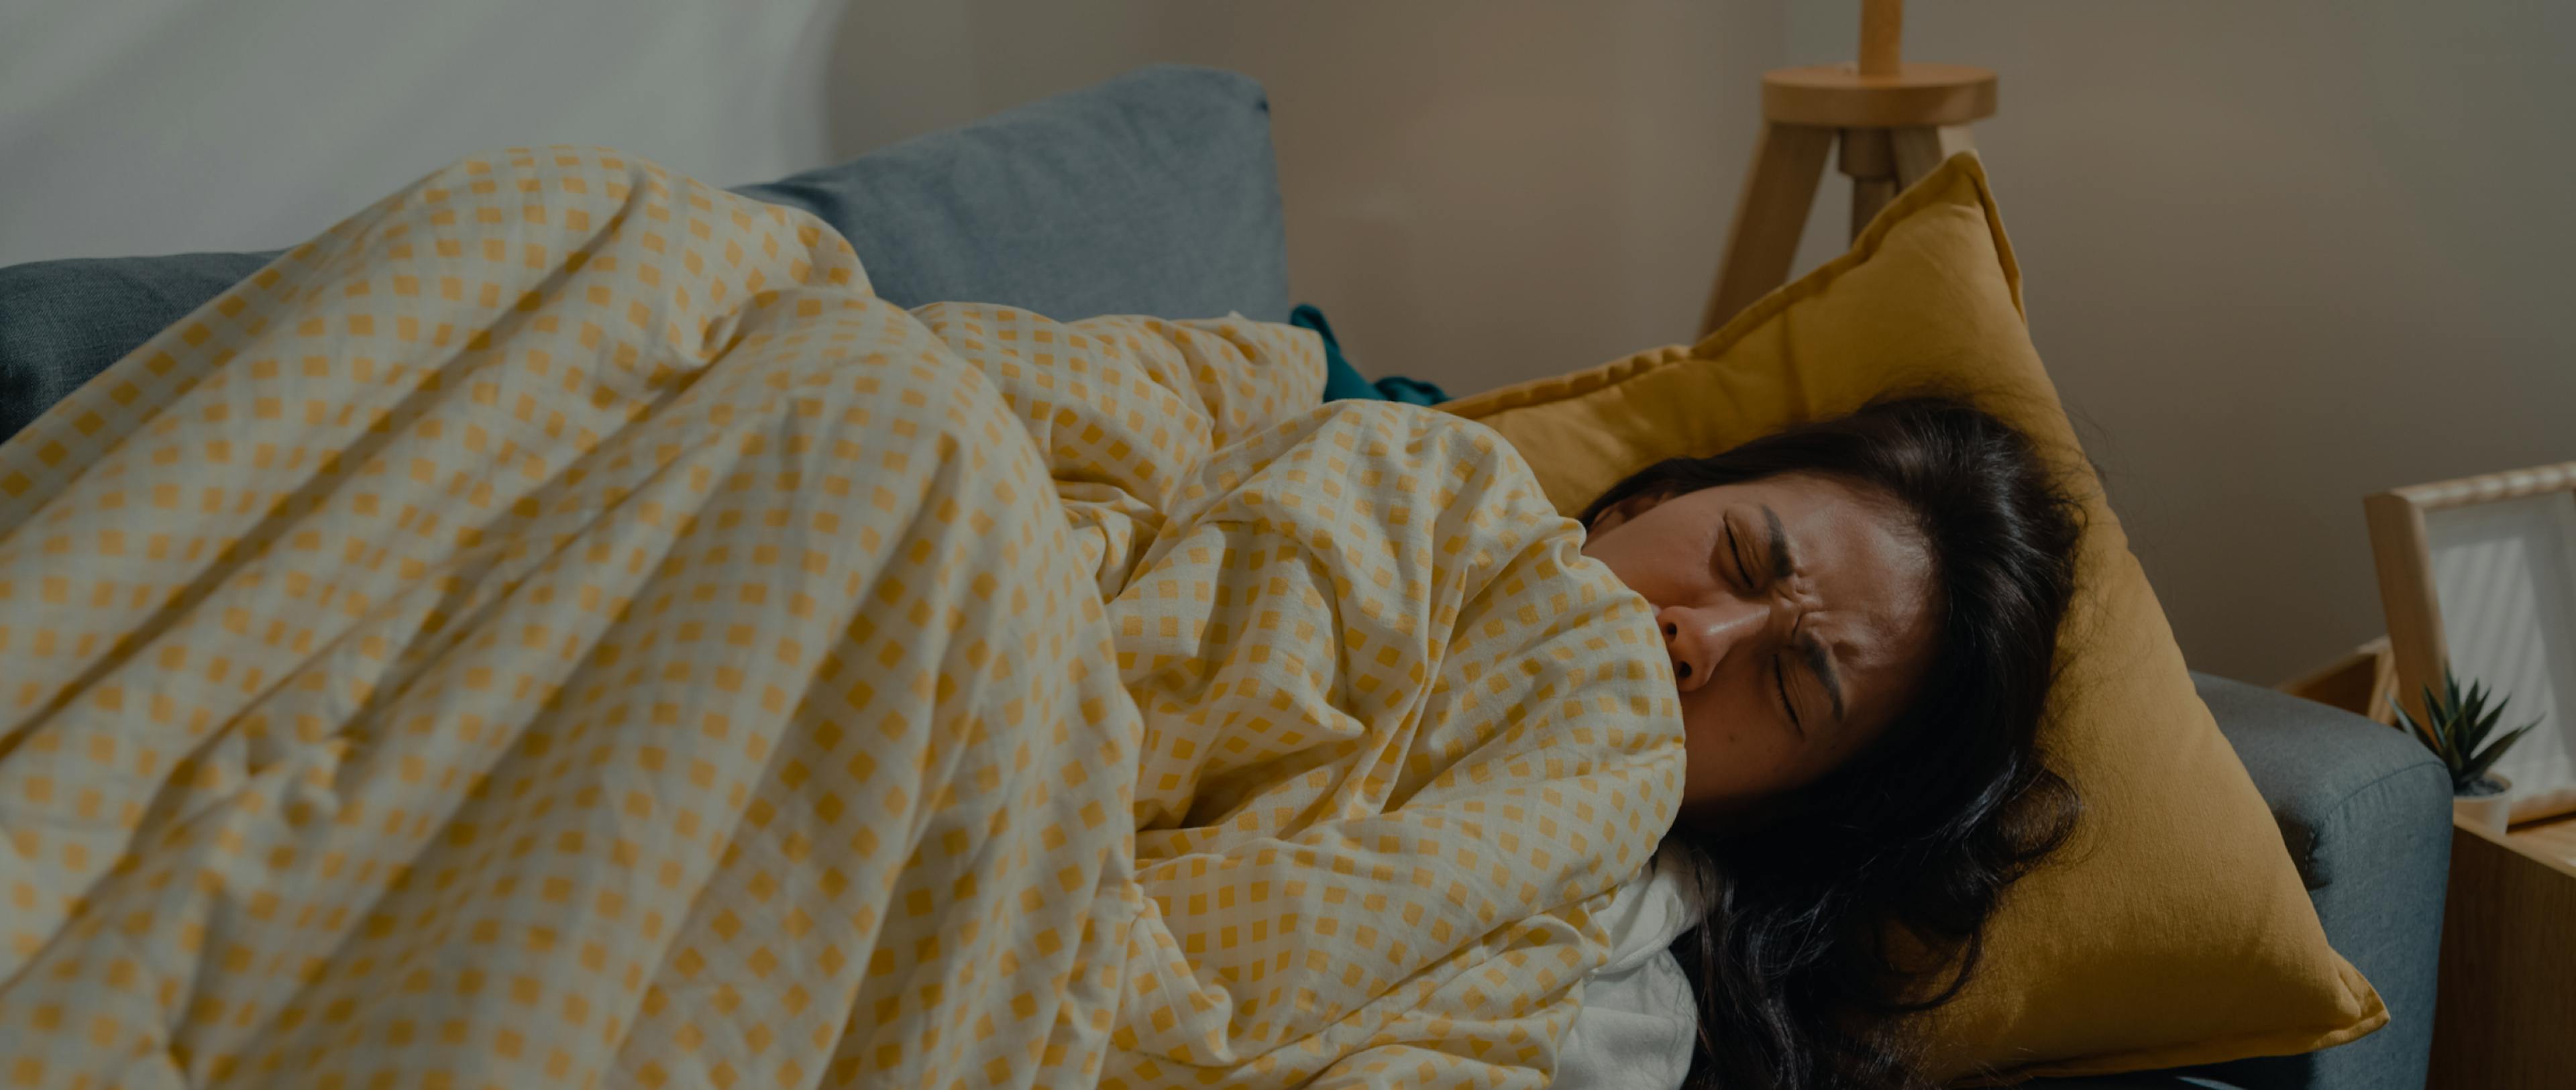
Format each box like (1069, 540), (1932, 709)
(1580, 472), (1940, 820)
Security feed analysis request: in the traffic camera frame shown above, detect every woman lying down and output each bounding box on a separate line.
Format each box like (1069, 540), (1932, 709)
(0, 149), (2080, 1090)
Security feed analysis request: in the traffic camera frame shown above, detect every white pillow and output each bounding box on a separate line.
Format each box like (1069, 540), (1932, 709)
(1554, 847), (1709, 1090)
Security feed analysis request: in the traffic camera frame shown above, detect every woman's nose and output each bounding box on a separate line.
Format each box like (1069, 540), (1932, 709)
(1658, 598), (1769, 695)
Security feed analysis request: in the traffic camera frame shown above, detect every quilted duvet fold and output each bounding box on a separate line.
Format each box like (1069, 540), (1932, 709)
(0, 148), (1681, 1090)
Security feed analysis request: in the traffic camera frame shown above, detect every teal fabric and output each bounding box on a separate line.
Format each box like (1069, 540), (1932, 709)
(1371, 374), (1451, 406)
(1299, 305), (1381, 402)
(1292, 303), (1449, 406)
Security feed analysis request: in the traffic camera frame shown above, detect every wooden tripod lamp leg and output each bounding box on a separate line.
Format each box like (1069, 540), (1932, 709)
(1699, 121), (1834, 338)
(1888, 124), (1977, 191)
(1841, 127), (1896, 243)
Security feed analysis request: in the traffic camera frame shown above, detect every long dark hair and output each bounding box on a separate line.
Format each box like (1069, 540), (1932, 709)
(1580, 394), (2085, 1090)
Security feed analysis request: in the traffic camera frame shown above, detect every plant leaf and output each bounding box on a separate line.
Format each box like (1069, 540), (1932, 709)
(2461, 697), (2498, 753)
(2414, 683), (2453, 749)
(2475, 683), (2508, 723)
(2460, 744), (2506, 785)
(2475, 719), (2538, 763)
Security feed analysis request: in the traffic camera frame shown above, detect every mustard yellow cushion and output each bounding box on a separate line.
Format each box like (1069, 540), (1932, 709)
(1440, 155), (2384, 1081)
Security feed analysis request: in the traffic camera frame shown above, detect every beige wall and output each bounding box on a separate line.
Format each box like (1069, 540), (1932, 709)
(1787, 3), (2576, 684)
(817, 1), (1782, 394)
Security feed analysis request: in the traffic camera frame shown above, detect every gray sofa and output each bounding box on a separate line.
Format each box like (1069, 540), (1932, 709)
(0, 66), (2451, 1090)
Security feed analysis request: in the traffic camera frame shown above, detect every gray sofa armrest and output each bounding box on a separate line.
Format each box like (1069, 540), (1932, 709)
(2178, 673), (2451, 1090)
(2033, 673), (2451, 1090)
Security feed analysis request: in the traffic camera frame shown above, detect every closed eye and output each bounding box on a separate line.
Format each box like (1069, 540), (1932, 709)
(1772, 655), (1803, 734)
(1725, 520), (1755, 591)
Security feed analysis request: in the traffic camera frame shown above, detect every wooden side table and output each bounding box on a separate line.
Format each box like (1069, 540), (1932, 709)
(2428, 815), (2576, 1088)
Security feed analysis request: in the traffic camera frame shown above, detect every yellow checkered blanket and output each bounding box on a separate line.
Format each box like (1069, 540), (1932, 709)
(0, 149), (1682, 1089)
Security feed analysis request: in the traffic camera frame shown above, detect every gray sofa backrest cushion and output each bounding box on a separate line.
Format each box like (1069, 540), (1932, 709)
(0, 251), (280, 441)
(736, 64), (1290, 326)
(0, 64), (1290, 441)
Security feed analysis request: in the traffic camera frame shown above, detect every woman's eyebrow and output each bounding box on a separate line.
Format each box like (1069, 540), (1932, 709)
(1800, 634), (1848, 722)
(1762, 504), (1794, 580)
(1764, 504), (1847, 722)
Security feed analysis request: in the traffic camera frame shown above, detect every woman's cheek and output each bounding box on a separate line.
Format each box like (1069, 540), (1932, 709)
(1682, 702), (1740, 777)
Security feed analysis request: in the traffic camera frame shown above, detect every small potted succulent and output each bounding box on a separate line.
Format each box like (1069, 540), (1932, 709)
(2392, 667), (2537, 834)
